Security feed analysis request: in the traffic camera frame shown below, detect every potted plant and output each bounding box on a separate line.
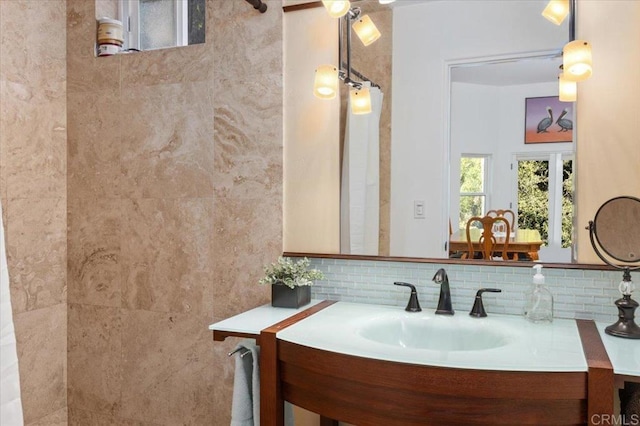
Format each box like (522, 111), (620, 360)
(259, 257), (325, 308)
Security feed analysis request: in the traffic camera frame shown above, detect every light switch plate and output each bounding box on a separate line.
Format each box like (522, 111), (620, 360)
(414, 200), (425, 219)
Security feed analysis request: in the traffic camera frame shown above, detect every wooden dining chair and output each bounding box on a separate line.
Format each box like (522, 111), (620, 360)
(465, 215), (512, 260)
(487, 209), (516, 231)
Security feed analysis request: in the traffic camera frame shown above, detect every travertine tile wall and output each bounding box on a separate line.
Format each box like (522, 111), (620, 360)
(65, 0), (282, 424)
(0, 0), (69, 424)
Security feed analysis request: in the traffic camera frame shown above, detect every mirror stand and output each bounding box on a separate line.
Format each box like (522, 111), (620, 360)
(589, 222), (640, 339)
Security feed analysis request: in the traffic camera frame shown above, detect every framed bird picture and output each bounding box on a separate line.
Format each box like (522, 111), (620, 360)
(524, 96), (574, 144)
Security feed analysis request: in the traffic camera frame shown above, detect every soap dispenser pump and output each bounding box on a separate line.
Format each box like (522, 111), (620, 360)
(524, 264), (554, 323)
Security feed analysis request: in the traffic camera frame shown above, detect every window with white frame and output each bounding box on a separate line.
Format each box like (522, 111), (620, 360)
(121, 0), (205, 51)
(459, 155), (490, 229)
(514, 152), (574, 249)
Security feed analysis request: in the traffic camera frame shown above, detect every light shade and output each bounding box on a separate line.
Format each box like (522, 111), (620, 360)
(379, 0), (396, 4)
(350, 87), (372, 115)
(542, 0), (570, 25)
(563, 40), (593, 81)
(352, 14), (381, 46)
(313, 65), (339, 99)
(558, 73), (577, 102)
(321, 0), (351, 18)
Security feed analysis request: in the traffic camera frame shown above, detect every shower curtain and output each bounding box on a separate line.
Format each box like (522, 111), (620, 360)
(0, 200), (24, 425)
(340, 85), (384, 255)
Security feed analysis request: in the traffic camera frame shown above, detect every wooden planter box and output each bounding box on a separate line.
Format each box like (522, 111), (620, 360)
(271, 284), (311, 309)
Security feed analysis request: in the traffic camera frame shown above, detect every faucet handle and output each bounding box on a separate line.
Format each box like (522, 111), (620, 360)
(394, 282), (422, 312)
(469, 288), (502, 318)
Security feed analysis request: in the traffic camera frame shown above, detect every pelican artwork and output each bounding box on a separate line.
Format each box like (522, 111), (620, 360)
(536, 106), (553, 133)
(556, 108), (573, 132)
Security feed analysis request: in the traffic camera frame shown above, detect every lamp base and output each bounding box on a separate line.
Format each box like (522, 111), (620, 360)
(605, 295), (640, 339)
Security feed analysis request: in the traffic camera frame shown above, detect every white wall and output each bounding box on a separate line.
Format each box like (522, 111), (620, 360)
(391, 0), (568, 257)
(449, 81), (574, 231)
(449, 83), (499, 230)
(283, 7), (341, 253)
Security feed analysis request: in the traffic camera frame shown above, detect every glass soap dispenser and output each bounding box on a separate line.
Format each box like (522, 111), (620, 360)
(524, 264), (554, 323)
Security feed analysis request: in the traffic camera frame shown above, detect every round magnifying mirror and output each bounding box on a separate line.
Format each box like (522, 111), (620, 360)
(592, 196), (640, 264)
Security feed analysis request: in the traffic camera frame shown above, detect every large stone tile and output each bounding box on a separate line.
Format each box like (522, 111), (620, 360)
(68, 198), (122, 307)
(67, 303), (122, 416)
(66, 0), (98, 59)
(68, 407), (160, 426)
(14, 304), (67, 424)
(120, 43), (213, 89)
(0, 0), (66, 87)
(119, 81), (215, 199)
(212, 197), (280, 319)
(213, 73), (283, 199)
(0, 76), (7, 201)
(67, 52), (121, 94)
(27, 407), (68, 426)
(119, 310), (215, 425)
(5, 198), (66, 313)
(121, 198), (214, 316)
(1, 79), (66, 199)
(211, 0), (282, 79)
(67, 89), (126, 198)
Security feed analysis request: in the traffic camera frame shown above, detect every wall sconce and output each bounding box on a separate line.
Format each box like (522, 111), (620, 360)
(541, 0), (592, 92)
(322, 0), (351, 18)
(352, 14), (381, 46)
(313, 65), (339, 99)
(558, 72), (577, 102)
(563, 40), (593, 81)
(542, 0), (570, 25)
(313, 4), (382, 115)
(350, 86), (372, 115)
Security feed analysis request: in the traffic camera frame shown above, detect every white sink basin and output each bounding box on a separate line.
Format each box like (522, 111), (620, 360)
(357, 313), (514, 351)
(276, 302), (588, 372)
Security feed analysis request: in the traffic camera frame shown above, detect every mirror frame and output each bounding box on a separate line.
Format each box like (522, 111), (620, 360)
(283, 251), (610, 270)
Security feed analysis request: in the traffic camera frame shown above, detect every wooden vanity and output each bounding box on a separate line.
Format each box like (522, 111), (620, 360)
(213, 300), (624, 426)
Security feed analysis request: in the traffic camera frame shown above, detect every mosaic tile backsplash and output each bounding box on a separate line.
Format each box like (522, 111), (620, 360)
(308, 258), (626, 323)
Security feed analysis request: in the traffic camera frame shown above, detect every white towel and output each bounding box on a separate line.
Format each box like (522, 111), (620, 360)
(230, 339), (294, 426)
(1, 200), (24, 426)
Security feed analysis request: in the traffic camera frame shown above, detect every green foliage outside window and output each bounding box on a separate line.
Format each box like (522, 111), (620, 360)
(518, 160), (573, 248)
(459, 157), (485, 229)
(561, 160), (574, 248)
(518, 161), (550, 245)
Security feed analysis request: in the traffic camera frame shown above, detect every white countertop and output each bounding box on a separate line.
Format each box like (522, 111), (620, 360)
(597, 322), (640, 377)
(209, 300), (323, 336)
(277, 302), (588, 372)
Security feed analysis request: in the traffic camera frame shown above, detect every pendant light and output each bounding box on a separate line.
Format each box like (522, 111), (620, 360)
(563, 40), (593, 81)
(558, 73), (577, 102)
(350, 86), (372, 115)
(542, 0), (570, 25)
(322, 0), (351, 18)
(352, 14), (381, 46)
(313, 65), (339, 99)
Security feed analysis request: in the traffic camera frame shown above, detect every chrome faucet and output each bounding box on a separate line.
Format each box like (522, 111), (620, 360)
(432, 268), (454, 315)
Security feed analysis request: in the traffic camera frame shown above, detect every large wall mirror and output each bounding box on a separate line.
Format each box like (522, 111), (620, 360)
(284, 0), (581, 265)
